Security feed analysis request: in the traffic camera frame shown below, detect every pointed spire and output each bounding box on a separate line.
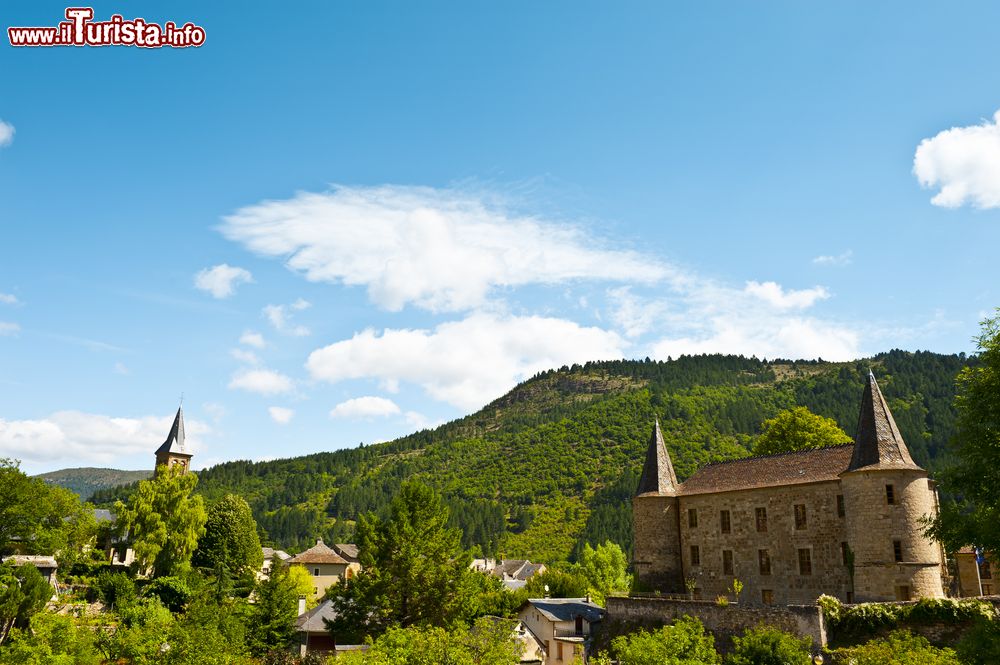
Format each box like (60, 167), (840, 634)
(636, 420), (679, 495)
(155, 407), (189, 456)
(847, 371), (920, 472)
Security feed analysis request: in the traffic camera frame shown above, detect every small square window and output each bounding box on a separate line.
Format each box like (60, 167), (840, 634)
(313, 568), (320, 576)
(836, 494), (845, 518)
(723, 550), (734, 575)
(895, 585), (911, 601)
(794, 504), (807, 530)
(755, 507), (768, 533)
(981, 560), (993, 580)
(758, 549), (771, 575)
(688, 508), (698, 528)
(984, 583), (994, 595)
(690, 545), (700, 566)
(720, 510), (731, 534)
(798, 548), (812, 576)
(761, 589), (774, 605)
(886, 484), (896, 505)
(893, 540), (903, 562)
(846, 591), (854, 603)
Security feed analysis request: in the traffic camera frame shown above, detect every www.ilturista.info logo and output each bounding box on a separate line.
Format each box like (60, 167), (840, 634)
(8, 8), (206, 48)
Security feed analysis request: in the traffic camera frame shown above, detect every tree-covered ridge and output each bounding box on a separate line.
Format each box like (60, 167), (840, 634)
(90, 351), (969, 562)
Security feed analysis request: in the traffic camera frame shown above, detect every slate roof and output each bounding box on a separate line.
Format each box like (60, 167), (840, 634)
(677, 444), (855, 496)
(636, 420), (679, 496)
(288, 539), (349, 565)
(155, 407), (191, 457)
(3, 555), (58, 568)
(847, 371), (921, 472)
(296, 599), (338, 633)
(262, 547), (291, 561)
(525, 598), (605, 624)
(93, 509), (115, 523)
(334, 544), (359, 562)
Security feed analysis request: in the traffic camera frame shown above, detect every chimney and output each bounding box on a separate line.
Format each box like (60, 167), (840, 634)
(297, 595), (307, 616)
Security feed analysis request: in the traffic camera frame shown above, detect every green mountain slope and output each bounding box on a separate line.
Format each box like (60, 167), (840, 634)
(91, 350), (969, 563)
(36, 467), (152, 501)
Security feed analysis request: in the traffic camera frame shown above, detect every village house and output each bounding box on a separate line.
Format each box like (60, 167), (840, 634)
(955, 548), (997, 597)
(287, 539), (355, 600)
(259, 546), (291, 581)
(2, 555), (60, 600)
(633, 371), (948, 605)
(471, 557), (548, 590)
(518, 597), (605, 665)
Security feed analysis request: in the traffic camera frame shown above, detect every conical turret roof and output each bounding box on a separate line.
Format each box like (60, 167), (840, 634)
(846, 371), (921, 472)
(155, 407), (191, 457)
(636, 420), (679, 495)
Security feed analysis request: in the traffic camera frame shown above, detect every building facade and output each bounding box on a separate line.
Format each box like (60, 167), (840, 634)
(633, 372), (947, 604)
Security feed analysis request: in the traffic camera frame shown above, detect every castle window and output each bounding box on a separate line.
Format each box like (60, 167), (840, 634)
(761, 589), (774, 605)
(980, 560), (993, 580)
(797, 548), (812, 576)
(722, 550), (734, 575)
(690, 545), (700, 566)
(837, 494), (845, 518)
(886, 484), (896, 505)
(794, 504), (807, 530)
(758, 549), (771, 575)
(984, 583), (994, 595)
(755, 507), (768, 533)
(688, 508), (698, 528)
(846, 591), (854, 603)
(720, 510), (731, 534)
(841, 542), (850, 566)
(893, 540), (903, 562)
(895, 585), (911, 601)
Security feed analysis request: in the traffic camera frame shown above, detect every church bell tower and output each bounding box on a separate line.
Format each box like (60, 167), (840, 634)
(154, 407), (193, 476)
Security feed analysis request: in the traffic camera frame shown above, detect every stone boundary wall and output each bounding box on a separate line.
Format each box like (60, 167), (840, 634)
(604, 596), (826, 650)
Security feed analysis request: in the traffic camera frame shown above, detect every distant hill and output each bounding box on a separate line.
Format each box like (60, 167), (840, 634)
(91, 351), (970, 563)
(36, 467), (151, 501)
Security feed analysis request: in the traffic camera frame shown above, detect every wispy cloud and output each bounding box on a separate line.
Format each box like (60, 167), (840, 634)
(743, 281), (829, 310)
(0, 322), (20, 337)
(221, 184), (667, 313)
(194, 264), (254, 299)
(0, 293), (20, 305)
(263, 300), (310, 337)
(228, 368), (294, 395)
(268, 406), (294, 424)
(812, 250), (853, 267)
(239, 330), (266, 349)
(230, 348), (260, 365)
(914, 109), (1000, 209)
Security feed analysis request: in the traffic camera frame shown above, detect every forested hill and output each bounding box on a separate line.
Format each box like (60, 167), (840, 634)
(36, 467), (152, 501)
(91, 350), (970, 564)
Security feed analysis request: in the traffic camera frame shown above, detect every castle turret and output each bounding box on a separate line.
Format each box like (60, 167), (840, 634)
(840, 372), (945, 601)
(154, 407), (193, 476)
(632, 420), (683, 592)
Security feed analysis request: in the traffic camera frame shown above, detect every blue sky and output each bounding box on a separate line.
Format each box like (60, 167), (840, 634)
(1, 2), (998, 474)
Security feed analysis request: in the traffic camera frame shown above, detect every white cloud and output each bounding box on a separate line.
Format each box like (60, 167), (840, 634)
(0, 411), (208, 467)
(0, 120), (13, 148)
(263, 302), (310, 337)
(608, 286), (670, 338)
(914, 109), (1000, 209)
(329, 396), (402, 420)
(230, 348), (260, 365)
(744, 281), (829, 310)
(0, 322), (20, 336)
(812, 250), (853, 267)
(221, 185), (668, 313)
(0, 293), (19, 305)
(113, 362), (130, 375)
(268, 406), (294, 424)
(228, 369), (294, 395)
(239, 330), (265, 349)
(194, 264), (254, 299)
(203, 402), (227, 422)
(307, 313), (627, 410)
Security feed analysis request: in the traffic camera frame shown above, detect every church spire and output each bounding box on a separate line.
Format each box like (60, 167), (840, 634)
(636, 419), (679, 495)
(846, 371), (920, 472)
(155, 406), (193, 475)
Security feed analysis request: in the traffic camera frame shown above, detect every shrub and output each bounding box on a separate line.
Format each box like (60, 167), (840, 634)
(96, 570), (136, 608)
(830, 629), (961, 665)
(609, 615), (721, 665)
(143, 576), (192, 613)
(725, 625), (812, 665)
(956, 618), (1000, 665)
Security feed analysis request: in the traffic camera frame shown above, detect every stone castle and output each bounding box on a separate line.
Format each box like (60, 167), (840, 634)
(633, 371), (946, 605)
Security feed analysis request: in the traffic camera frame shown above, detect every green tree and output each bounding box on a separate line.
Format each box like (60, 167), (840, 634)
(524, 567), (590, 599)
(0, 612), (101, 665)
(248, 563), (300, 656)
(956, 618), (1000, 665)
(751, 406), (852, 456)
(600, 616), (720, 665)
(832, 630), (961, 665)
(725, 625), (811, 665)
(576, 541), (631, 604)
(930, 311), (1000, 556)
(327, 481), (477, 640)
(334, 618), (522, 665)
(0, 563), (53, 646)
(114, 466), (207, 578)
(193, 494), (263, 579)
